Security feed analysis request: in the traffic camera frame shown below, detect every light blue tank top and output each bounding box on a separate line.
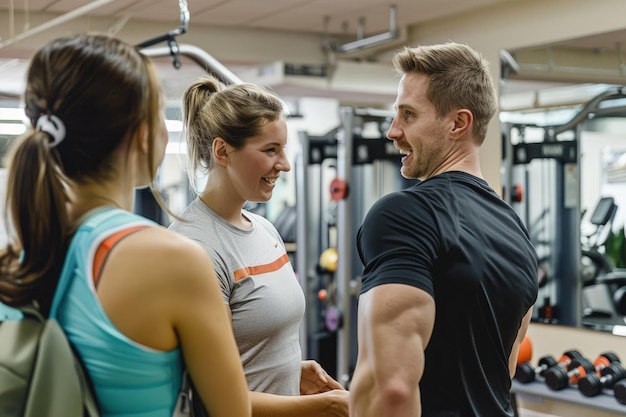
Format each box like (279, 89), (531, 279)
(0, 301), (22, 320)
(49, 207), (182, 417)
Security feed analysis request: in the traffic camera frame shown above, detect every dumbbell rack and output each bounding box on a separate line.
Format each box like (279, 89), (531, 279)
(511, 379), (626, 415)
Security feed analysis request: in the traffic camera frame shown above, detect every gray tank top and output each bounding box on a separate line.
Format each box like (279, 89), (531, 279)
(169, 198), (305, 395)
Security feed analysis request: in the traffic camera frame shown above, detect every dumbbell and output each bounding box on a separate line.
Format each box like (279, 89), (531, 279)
(515, 350), (582, 383)
(578, 362), (626, 397)
(614, 378), (626, 404)
(545, 352), (620, 391)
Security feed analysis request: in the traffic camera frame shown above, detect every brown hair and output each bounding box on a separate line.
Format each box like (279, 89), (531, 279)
(393, 42), (497, 144)
(181, 76), (285, 191)
(0, 34), (161, 314)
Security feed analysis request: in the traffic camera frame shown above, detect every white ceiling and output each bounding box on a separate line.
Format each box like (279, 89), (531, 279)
(1, 0), (625, 108)
(0, 0), (520, 102)
(0, 0), (514, 37)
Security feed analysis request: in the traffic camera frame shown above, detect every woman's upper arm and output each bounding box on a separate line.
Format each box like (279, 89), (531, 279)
(162, 234), (250, 417)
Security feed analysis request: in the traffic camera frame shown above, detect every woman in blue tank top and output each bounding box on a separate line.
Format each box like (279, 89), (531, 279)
(0, 34), (250, 417)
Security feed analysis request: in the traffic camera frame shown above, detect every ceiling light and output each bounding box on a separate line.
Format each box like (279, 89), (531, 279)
(0, 123), (26, 135)
(0, 108), (26, 121)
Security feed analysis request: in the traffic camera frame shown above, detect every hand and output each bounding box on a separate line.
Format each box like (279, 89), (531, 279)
(317, 389), (350, 417)
(300, 360), (345, 395)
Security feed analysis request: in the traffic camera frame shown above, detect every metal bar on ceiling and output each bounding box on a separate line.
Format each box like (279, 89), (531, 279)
(0, 0), (117, 50)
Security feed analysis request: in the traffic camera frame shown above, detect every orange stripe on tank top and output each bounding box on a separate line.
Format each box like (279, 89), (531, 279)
(233, 253), (291, 281)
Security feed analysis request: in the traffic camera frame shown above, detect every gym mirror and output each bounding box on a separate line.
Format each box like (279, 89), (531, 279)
(500, 29), (626, 334)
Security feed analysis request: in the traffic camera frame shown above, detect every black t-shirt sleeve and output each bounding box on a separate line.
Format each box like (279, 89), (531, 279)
(357, 191), (439, 297)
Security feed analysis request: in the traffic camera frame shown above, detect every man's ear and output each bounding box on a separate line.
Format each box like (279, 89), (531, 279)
(449, 109), (473, 140)
(213, 137), (230, 166)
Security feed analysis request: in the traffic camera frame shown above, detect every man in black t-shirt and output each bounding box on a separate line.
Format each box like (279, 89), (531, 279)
(350, 42), (538, 417)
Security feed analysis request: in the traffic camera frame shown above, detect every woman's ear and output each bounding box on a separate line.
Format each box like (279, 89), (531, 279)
(213, 137), (230, 166)
(133, 123), (149, 155)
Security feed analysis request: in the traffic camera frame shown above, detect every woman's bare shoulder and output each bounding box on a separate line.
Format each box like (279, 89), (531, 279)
(110, 226), (212, 277)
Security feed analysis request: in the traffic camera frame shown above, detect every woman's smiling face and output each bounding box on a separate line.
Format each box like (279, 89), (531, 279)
(226, 117), (290, 203)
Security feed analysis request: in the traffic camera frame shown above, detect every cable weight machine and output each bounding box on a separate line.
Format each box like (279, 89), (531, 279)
(502, 87), (626, 329)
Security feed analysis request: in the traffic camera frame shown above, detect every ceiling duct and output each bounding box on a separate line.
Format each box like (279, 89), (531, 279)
(234, 59), (397, 105)
(325, 5), (399, 54)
